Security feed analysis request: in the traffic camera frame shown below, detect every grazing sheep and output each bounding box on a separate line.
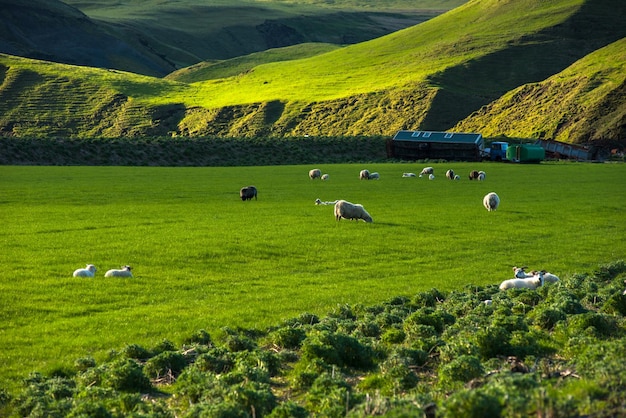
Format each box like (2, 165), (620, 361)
(309, 169), (322, 180)
(446, 169), (455, 180)
(478, 171), (486, 181)
(499, 273), (543, 291)
(483, 192), (500, 211)
(321, 173), (329, 181)
(428, 174), (435, 180)
(240, 186), (258, 201)
(359, 169), (370, 180)
(469, 170), (480, 180)
(402, 172), (417, 178)
(419, 167), (434, 177)
(368, 172), (380, 180)
(105, 266), (133, 278)
(315, 198), (338, 205)
(540, 270), (560, 284)
(73, 264), (97, 278)
(334, 200), (373, 223)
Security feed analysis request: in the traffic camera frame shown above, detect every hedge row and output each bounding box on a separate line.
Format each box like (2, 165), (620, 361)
(0, 136), (389, 166)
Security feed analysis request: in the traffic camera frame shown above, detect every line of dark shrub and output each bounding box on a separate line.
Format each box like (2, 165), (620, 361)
(0, 136), (390, 166)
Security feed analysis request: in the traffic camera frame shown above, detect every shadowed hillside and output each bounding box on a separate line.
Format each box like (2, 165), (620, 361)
(454, 38), (626, 145)
(0, 0), (444, 76)
(0, 0), (175, 76)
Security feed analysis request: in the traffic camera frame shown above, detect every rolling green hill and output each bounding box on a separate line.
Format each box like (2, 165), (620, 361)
(0, 0), (624, 145)
(454, 38), (626, 145)
(0, 0), (445, 77)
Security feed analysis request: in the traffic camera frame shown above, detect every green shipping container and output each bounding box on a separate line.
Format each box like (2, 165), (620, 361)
(506, 144), (545, 163)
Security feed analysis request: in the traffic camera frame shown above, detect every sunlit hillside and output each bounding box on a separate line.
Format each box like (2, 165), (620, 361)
(454, 38), (626, 145)
(0, 0), (624, 144)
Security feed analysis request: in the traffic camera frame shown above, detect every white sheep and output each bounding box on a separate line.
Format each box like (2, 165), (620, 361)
(315, 198), (338, 205)
(428, 174), (435, 180)
(73, 264), (97, 278)
(321, 173), (329, 181)
(334, 200), (373, 223)
(446, 169), (455, 180)
(419, 167), (434, 177)
(402, 172), (417, 178)
(478, 171), (486, 181)
(309, 169), (322, 180)
(104, 265), (133, 278)
(539, 270), (560, 284)
(499, 272), (543, 290)
(513, 266), (534, 279)
(359, 169), (370, 180)
(368, 172), (380, 180)
(454, 175), (460, 180)
(483, 192), (500, 211)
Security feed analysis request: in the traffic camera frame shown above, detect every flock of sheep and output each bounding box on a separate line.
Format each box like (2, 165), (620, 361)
(307, 167), (553, 292)
(308, 166), (500, 222)
(72, 264), (133, 278)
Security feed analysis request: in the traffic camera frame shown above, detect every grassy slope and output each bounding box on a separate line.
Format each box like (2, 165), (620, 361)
(166, 43), (342, 83)
(0, 0), (624, 142)
(61, 0), (446, 67)
(178, 0), (586, 107)
(453, 38), (626, 144)
(0, 163), (625, 391)
(0, 0), (178, 77)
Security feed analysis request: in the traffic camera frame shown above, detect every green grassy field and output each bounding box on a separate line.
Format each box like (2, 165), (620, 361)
(0, 162), (625, 391)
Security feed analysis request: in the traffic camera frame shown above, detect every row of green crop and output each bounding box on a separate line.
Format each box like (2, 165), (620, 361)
(0, 136), (389, 166)
(1, 260), (625, 417)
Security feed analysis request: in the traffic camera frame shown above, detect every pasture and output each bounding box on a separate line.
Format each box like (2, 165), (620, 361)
(0, 162), (624, 391)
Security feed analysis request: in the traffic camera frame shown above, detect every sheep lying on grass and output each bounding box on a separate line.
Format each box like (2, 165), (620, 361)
(334, 200), (373, 223)
(73, 264), (97, 278)
(514, 266), (560, 284)
(402, 172), (417, 178)
(513, 266), (534, 279)
(478, 171), (486, 181)
(315, 198), (338, 205)
(105, 266), (133, 278)
(321, 174), (329, 181)
(499, 272), (543, 290)
(368, 172), (380, 180)
(309, 169), (322, 180)
(540, 270), (560, 284)
(483, 192), (500, 211)
(429, 174), (435, 180)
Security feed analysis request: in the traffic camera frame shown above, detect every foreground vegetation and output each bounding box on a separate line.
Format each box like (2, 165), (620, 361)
(1, 163), (625, 409)
(1, 260), (625, 417)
